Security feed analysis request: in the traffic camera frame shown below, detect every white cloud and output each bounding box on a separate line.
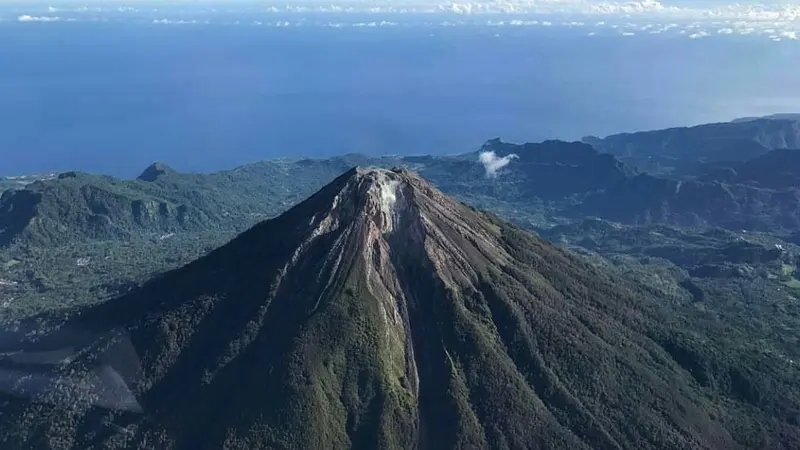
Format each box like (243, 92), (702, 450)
(621, 31), (635, 36)
(249, 0), (800, 23)
(18, 15), (61, 23)
(8, 0), (800, 40)
(479, 151), (518, 178)
(152, 19), (203, 25)
(3, 1), (799, 21)
(586, 0), (675, 15)
(322, 20), (400, 28)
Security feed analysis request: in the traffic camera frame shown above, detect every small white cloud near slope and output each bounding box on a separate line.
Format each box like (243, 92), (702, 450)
(479, 151), (518, 178)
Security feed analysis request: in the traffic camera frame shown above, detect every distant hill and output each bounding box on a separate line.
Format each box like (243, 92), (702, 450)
(8, 137), (800, 325)
(5, 138), (800, 251)
(451, 140), (800, 233)
(0, 171), (202, 248)
(541, 219), (789, 270)
(0, 159), (364, 248)
(472, 139), (635, 200)
(136, 162), (178, 182)
(1, 168), (797, 449)
(578, 173), (800, 231)
(0, 174), (57, 193)
(0, 142), (637, 249)
(573, 148), (800, 232)
(732, 113), (800, 123)
(583, 119), (800, 177)
(701, 149), (800, 190)
(0, 143), (644, 319)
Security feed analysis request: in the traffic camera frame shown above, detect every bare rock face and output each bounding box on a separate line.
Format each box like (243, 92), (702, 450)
(0, 167), (797, 450)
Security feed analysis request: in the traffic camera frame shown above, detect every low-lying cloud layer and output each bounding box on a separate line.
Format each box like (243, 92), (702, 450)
(479, 151), (518, 178)
(4, 1), (800, 42)
(34, 1), (800, 20)
(17, 15), (63, 23)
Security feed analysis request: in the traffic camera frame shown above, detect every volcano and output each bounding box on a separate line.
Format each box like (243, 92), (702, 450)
(0, 168), (796, 450)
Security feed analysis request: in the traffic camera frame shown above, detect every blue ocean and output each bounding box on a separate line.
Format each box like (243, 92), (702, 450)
(1, 9), (799, 177)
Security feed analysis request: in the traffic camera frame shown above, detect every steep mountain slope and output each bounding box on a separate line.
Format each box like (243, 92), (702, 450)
(0, 168), (797, 450)
(584, 119), (800, 176)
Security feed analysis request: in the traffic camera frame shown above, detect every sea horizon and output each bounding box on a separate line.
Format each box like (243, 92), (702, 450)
(2, 5), (799, 177)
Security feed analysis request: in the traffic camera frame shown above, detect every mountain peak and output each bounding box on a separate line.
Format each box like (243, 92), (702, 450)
(137, 161), (177, 182)
(291, 165), (510, 273)
(315, 166), (410, 234)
